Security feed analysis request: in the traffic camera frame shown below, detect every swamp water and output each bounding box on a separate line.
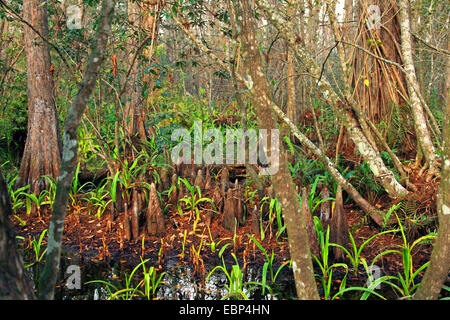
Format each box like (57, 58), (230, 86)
(42, 246), (298, 300)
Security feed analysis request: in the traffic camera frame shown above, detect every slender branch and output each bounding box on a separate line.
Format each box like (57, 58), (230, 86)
(172, 6), (386, 225)
(339, 39), (406, 73)
(37, 0), (115, 300)
(412, 33), (450, 56)
(0, 0), (70, 68)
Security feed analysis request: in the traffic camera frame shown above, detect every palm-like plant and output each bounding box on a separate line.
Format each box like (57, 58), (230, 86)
(206, 253), (271, 300)
(363, 215), (435, 299)
(177, 177), (216, 233)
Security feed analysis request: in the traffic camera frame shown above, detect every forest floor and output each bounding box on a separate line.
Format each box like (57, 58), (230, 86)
(9, 164), (444, 299)
(12, 205), (434, 272)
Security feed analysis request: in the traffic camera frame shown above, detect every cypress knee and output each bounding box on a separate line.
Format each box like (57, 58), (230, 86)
(131, 190), (140, 240)
(194, 169), (204, 189)
(302, 187), (320, 258)
(329, 185), (350, 260)
(220, 167), (230, 193)
(168, 174), (178, 206)
(222, 188), (236, 232)
(123, 203), (131, 241)
(147, 183), (165, 236)
(319, 184), (331, 223)
(212, 185), (224, 213)
(204, 169), (213, 189)
(250, 205), (260, 237)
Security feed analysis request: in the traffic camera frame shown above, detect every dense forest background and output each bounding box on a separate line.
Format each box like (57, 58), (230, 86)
(0, 0), (448, 300)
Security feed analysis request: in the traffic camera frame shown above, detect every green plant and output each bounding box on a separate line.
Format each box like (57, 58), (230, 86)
(243, 183), (257, 210)
(178, 229), (188, 260)
(206, 253), (271, 300)
(25, 228), (48, 268)
(70, 161), (94, 206)
(330, 228), (399, 277)
(13, 214), (26, 226)
(248, 234), (290, 295)
(288, 156), (319, 186)
(308, 176), (334, 214)
(115, 153), (155, 202)
(312, 217), (349, 300)
(353, 161), (384, 201)
(19, 175), (57, 216)
(364, 215), (435, 299)
(204, 225), (231, 254)
(441, 285), (450, 300)
(177, 177), (215, 233)
(218, 241), (234, 259)
(260, 197), (286, 240)
(108, 170), (121, 206)
(20, 229), (48, 288)
(21, 191), (45, 216)
(382, 202), (402, 230)
(3, 167), (29, 212)
(40, 175), (57, 207)
(82, 179), (112, 218)
(140, 258), (166, 299)
(86, 258), (165, 300)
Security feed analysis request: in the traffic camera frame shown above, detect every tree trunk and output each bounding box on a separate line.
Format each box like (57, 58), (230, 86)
(352, 0), (408, 123)
(38, 0), (115, 299)
(398, 0), (439, 178)
(141, 0), (162, 106)
(172, 2), (388, 226)
(124, 0), (146, 141)
(413, 61), (450, 300)
(18, 0), (61, 201)
(237, 0), (319, 299)
(285, 3), (296, 125)
(257, 0), (407, 200)
(0, 168), (35, 299)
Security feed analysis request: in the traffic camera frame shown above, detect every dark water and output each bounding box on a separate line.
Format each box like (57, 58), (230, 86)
(25, 243), (435, 300)
(52, 256), (297, 300)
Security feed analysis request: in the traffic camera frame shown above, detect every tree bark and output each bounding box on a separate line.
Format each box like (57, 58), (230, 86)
(352, 0), (408, 123)
(256, 0), (408, 200)
(124, 0), (146, 141)
(413, 62), (450, 300)
(236, 0), (319, 299)
(0, 168), (35, 299)
(285, 3), (296, 125)
(38, 0), (115, 299)
(18, 0), (61, 201)
(141, 0), (162, 106)
(399, 0), (439, 178)
(172, 4), (387, 226)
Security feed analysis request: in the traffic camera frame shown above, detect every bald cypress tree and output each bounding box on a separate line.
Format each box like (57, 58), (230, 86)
(18, 0), (61, 207)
